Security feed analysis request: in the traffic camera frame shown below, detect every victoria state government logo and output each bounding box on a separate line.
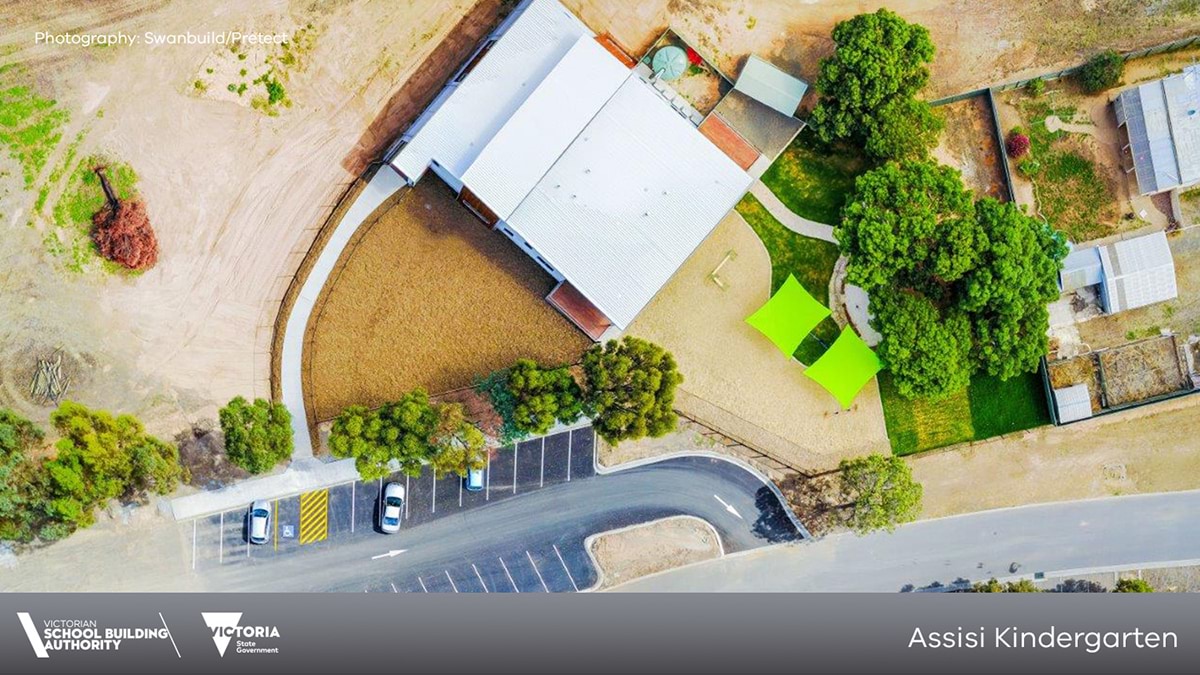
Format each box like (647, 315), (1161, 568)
(201, 612), (281, 656)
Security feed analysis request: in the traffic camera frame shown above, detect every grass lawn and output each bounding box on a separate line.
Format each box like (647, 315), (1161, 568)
(1013, 98), (1118, 242)
(759, 131), (865, 226)
(881, 370), (1051, 456)
(735, 192), (840, 365)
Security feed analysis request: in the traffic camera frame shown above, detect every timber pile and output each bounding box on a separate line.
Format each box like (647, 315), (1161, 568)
(29, 352), (71, 405)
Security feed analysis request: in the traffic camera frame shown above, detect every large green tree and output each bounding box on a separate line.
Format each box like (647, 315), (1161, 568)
(328, 389), (439, 479)
(507, 359), (583, 436)
(428, 402), (487, 478)
(837, 453), (922, 534)
(582, 336), (682, 444)
(837, 160), (1066, 399)
(810, 9), (941, 161)
(43, 401), (186, 530)
(0, 409), (46, 542)
(218, 396), (293, 474)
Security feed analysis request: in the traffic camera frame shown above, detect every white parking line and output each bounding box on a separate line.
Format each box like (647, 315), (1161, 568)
(418, 576), (428, 593)
(390, 582), (397, 593)
(404, 475), (410, 519)
(459, 476), (463, 507)
(527, 550), (550, 592)
(445, 570), (459, 593)
(351, 481), (356, 533)
(431, 473), (437, 514)
(218, 513), (224, 564)
(553, 544), (579, 592)
(499, 557), (520, 593)
(566, 431), (572, 481)
(512, 445), (518, 494)
(191, 520), (197, 570)
(472, 564), (490, 593)
(540, 436), (545, 488)
(485, 451), (491, 501)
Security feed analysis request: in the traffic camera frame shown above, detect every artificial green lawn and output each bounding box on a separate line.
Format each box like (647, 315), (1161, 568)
(736, 193), (841, 365)
(880, 370), (1050, 457)
(759, 131), (865, 226)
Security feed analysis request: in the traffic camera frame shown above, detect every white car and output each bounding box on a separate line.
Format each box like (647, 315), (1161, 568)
(248, 500), (271, 545)
(379, 482), (405, 534)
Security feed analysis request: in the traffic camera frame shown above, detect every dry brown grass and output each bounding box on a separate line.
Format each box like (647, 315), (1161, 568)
(1099, 336), (1187, 407)
(304, 180), (590, 422)
(1048, 354), (1103, 413)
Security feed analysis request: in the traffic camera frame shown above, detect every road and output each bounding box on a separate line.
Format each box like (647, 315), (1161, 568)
(187, 452), (800, 592)
(617, 490), (1200, 592)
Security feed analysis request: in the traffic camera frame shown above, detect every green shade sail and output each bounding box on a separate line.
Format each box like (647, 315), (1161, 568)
(804, 327), (882, 409)
(745, 274), (831, 357)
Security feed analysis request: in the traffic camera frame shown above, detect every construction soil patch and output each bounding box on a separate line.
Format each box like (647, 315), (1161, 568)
(932, 95), (1007, 201)
(1098, 336), (1188, 407)
(304, 179), (590, 422)
(588, 516), (722, 590)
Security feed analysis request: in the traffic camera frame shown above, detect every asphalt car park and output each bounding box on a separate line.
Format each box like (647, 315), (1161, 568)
(185, 426), (599, 584)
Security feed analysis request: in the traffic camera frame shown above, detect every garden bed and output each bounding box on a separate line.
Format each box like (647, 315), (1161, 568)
(931, 94), (1007, 201)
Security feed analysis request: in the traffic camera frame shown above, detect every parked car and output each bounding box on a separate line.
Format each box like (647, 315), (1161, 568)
(380, 482), (405, 534)
(464, 468), (484, 492)
(248, 500), (271, 545)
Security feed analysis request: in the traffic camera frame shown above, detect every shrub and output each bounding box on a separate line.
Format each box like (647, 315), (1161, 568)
(92, 198), (159, 270)
(582, 336), (682, 444)
(218, 396), (293, 474)
(1017, 158), (1041, 178)
(507, 359), (583, 436)
(475, 369), (522, 445)
(1026, 78), (1045, 97)
(1006, 131), (1031, 159)
(1078, 50), (1123, 94)
(1113, 578), (1154, 593)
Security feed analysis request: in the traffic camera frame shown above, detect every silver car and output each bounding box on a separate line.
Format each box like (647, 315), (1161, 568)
(379, 482), (405, 534)
(248, 500), (271, 545)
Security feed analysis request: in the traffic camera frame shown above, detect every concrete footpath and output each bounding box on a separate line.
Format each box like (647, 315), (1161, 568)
(170, 458), (359, 521)
(749, 180), (837, 243)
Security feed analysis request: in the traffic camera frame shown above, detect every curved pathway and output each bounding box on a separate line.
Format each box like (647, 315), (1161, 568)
(749, 180), (837, 243)
(280, 168), (405, 458)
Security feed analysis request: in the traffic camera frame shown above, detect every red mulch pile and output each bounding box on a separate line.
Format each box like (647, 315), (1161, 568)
(92, 198), (159, 270)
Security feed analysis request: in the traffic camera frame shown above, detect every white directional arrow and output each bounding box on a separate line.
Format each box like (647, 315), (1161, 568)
(714, 495), (742, 520)
(371, 549), (408, 560)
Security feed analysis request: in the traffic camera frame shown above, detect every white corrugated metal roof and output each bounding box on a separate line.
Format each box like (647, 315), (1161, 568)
(1118, 64), (1200, 195)
(460, 36), (629, 220)
(1053, 383), (1093, 423)
(390, 0), (591, 181)
(1099, 230), (1178, 313)
(506, 77), (753, 328)
(733, 55), (807, 117)
(1059, 245), (1103, 292)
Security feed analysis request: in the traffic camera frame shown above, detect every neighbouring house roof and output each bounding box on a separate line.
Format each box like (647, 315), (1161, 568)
(390, 0), (592, 182)
(1098, 230), (1178, 313)
(460, 36), (629, 220)
(1116, 64), (1200, 194)
(733, 55), (808, 117)
(1059, 245), (1104, 292)
(506, 75), (753, 328)
(1053, 383), (1094, 423)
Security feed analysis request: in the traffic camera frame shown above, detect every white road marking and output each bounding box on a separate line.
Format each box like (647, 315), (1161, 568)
(527, 550), (550, 592)
(459, 476), (463, 507)
(191, 520), (197, 570)
(431, 472), (437, 514)
(566, 430), (572, 481)
(485, 451), (491, 501)
(499, 556), (520, 592)
(351, 481), (356, 533)
(418, 576), (428, 593)
(445, 570), (459, 593)
(404, 475), (410, 519)
(553, 544), (579, 592)
(371, 549), (408, 560)
(714, 495), (743, 520)
(512, 445), (518, 493)
(472, 564), (490, 593)
(390, 582), (398, 593)
(540, 436), (545, 487)
(218, 512), (223, 564)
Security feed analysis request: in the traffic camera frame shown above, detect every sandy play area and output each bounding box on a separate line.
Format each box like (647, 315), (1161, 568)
(303, 180), (589, 423)
(628, 212), (890, 473)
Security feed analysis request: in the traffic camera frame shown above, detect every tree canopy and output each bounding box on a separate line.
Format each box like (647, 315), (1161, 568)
(810, 9), (941, 161)
(1078, 49), (1124, 94)
(1113, 578), (1154, 593)
(328, 390), (439, 479)
(219, 396), (293, 474)
(507, 359), (583, 436)
(582, 336), (682, 444)
(837, 160), (1066, 399)
(0, 409), (45, 541)
(837, 453), (923, 533)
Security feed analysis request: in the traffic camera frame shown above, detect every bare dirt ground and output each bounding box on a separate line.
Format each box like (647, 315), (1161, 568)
(932, 96), (1007, 200)
(0, 0), (477, 437)
(588, 516), (722, 590)
(913, 392), (1200, 518)
(304, 180), (589, 422)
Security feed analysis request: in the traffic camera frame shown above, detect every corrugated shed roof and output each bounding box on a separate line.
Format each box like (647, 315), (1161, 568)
(390, 0), (591, 181)
(1118, 64), (1200, 195)
(1053, 383), (1094, 423)
(1099, 230), (1178, 313)
(733, 55), (808, 117)
(459, 36), (629, 220)
(1059, 245), (1103, 292)
(506, 77), (753, 328)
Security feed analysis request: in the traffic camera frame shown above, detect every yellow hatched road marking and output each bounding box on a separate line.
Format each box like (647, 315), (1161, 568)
(298, 489), (329, 545)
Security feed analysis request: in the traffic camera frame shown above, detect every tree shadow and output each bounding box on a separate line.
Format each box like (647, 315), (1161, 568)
(751, 485), (803, 543)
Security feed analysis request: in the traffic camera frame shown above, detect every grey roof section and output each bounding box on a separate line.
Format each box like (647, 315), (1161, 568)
(1059, 245), (1103, 292)
(1098, 230), (1178, 313)
(733, 55), (807, 117)
(1053, 384), (1094, 423)
(1117, 64), (1200, 195)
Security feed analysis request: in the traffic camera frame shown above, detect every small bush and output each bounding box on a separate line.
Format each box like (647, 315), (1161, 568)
(1006, 132), (1031, 159)
(1078, 50), (1124, 93)
(1027, 78), (1045, 97)
(1017, 158), (1041, 178)
(92, 198), (159, 270)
